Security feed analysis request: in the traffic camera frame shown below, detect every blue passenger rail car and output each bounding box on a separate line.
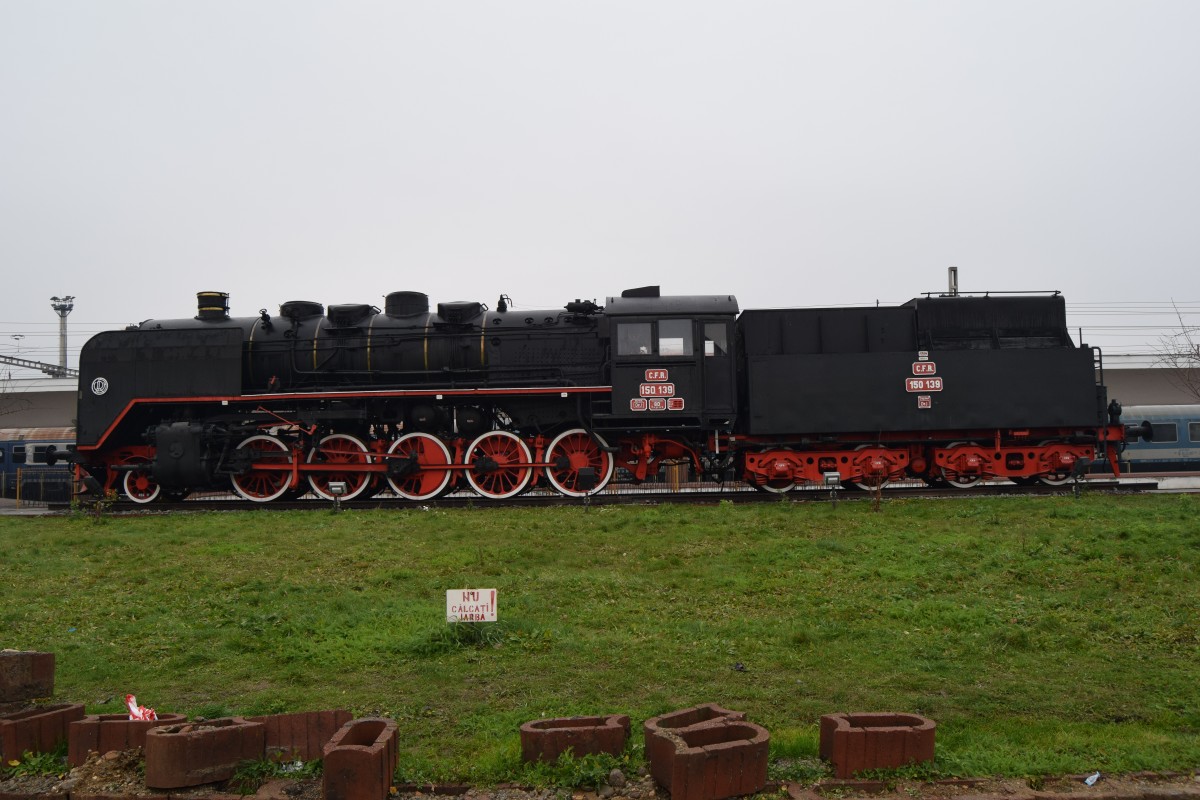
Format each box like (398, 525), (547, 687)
(0, 427), (75, 502)
(1119, 405), (1200, 473)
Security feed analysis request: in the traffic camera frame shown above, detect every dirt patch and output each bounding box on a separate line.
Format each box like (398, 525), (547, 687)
(796, 772), (1200, 800)
(0, 749), (321, 799)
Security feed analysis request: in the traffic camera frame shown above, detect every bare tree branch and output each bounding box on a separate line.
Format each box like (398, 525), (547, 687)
(0, 373), (34, 418)
(1154, 301), (1200, 402)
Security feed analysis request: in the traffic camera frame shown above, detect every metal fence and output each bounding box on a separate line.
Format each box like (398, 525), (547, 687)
(0, 470), (75, 504)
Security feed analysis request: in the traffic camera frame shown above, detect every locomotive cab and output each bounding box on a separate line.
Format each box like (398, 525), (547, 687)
(600, 287), (739, 429)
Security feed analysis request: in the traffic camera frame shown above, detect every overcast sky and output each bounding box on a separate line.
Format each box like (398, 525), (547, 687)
(2, 1), (1198, 371)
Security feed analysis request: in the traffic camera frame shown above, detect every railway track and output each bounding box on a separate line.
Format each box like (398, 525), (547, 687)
(47, 477), (1163, 514)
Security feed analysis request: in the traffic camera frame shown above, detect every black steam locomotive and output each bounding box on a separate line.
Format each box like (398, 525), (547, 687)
(73, 286), (1133, 503)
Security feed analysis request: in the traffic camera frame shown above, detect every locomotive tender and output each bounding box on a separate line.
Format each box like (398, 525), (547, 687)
(74, 286), (1132, 503)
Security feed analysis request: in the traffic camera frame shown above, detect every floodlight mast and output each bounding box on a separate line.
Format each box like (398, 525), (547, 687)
(50, 295), (75, 374)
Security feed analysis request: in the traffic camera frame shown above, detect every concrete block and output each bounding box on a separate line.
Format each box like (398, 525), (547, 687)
(68, 712), (188, 767)
(0, 703), (85, 761)
(520, 714), (631, 763)
(247, 709), (352, 762)
(649, 720), (770, 800)
(323, 717), (400, 800)
(818, 713), (936, 778)
(644, 704), (746, 790)
(143, 717), (266, 789)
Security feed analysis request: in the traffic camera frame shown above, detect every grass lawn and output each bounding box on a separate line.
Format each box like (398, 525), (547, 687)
(2, 493), (1197, 783)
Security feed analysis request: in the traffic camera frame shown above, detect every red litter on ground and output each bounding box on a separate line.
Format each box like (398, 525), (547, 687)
(125, 693), (157, 720)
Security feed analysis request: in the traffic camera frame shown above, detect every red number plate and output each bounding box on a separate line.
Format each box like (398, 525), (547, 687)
(639, 383), (676, 397)
(906, 377), (943, 392)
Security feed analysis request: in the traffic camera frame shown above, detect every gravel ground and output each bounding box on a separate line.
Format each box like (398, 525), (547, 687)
(2, 749), (1197, 800)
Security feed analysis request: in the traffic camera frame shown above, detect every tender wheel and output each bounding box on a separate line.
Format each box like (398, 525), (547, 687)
(231, 434), (294, 503)
(386, 432), (454, 500)
(544, 429), (615, 497)
(306, 433), (373, 501)
(465, 430), (533, 499)
(1035, 441), (1076, 486)
(939, 442), (983, 489)
(756, 479), (796, 494)
(848, 475), (890, 491)
(845, 445), (890, 491)
(939, 470), (982, 489)
(122, 464), (161, 504)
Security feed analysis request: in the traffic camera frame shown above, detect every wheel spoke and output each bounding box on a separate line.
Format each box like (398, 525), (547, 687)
(940, 442), (983, 489)
(465, 431), (532, 499)
(387, 433), (454, 500)
(307, 434), (372, 501)
(544, 429), (614, 497)
(231, 434), (294, 503)
(122, 463), (161, 504)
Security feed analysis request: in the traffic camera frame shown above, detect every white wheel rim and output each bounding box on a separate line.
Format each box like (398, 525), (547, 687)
(306, 433), (372, 501)
(940, 441), (982, 489)
(231, 434), (294, 503)
(1036, 441), (1075, 486)
(464, 430), (532, 499)
(760, 480), (795, 494)
(852, 444), (890, 489)
(544, 428), (615, 497)
(386, 432), (454, 500)
(1038, 473), (1073, 486)
(942, 471), (981, 489)
(123, 467), (161, 504)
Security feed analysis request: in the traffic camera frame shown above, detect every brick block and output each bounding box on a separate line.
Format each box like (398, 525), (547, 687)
(246, 709), (352, 762)
(0, 702), (85, 761)
(520, 714), (631, 763)
(644, 704), (746, 790)
(143, 717), (266, 789)
(68, 712), (188, 766)
(322, 718), (399, 800)
(648, 720), (770, 800)
(818, 713), (936, 779)
(0, 651), (55, 703)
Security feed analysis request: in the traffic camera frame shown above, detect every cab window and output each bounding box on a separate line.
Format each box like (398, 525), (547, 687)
(704, 323), (729, 357)
(657, 319), (692, 357)
(617, 320), (694, 357)
(617, 323), (653, 356)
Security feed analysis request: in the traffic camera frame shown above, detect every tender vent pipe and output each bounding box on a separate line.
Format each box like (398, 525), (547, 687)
(947, 267), (959, 297)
